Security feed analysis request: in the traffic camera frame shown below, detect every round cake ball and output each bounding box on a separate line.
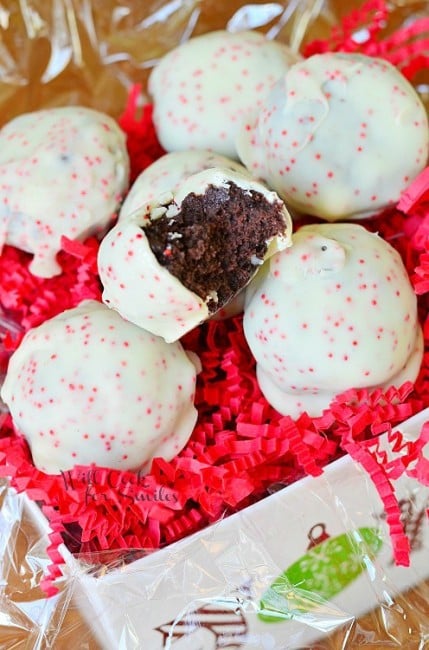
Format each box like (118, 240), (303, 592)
(149, 30), (299, 159)
(243, 223), (423, 418)
(0, 300), (199, 474)
(119, 150), (250, 222)
(237, 53), (429, 221)
(0, 107), (130, 277)
(98, 167), (293, 343)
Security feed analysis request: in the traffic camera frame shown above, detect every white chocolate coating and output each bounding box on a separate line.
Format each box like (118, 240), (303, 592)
(237, 53), (429, 221)
(1, 300), (198, 474)
(0, 107), (130, 277)
(149, 30), (299, 159)
(99, 167), (293, 343)
(243, 223), (423, 418)
(172, 167), (289, 209)
(119, 150), (249, 222)
(99, 212), (210, 344)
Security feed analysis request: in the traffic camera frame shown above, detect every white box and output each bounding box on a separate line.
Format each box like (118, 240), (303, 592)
(24, 409), (429, 649)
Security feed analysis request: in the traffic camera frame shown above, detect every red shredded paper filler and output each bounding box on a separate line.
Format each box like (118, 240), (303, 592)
(0, 0), (429, 594)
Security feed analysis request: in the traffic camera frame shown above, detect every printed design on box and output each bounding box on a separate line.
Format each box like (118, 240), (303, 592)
(258, 524), (383, 622)
(155, 586), (250, 648)
(375, 496), (428, 565)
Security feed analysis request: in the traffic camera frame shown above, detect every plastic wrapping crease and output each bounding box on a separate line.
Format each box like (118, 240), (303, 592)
(0, 0), (428, 648)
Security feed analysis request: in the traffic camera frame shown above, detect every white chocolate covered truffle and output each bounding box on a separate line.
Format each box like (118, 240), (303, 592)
(0, 107), (130, 277)
(149, 30), (299, 159)
(119, 150), (250, 222)
(99, 167), (293, 342)
(237, 53), (429, 221)
(243, 223), (423, 418)
(1, 300), (198, 474)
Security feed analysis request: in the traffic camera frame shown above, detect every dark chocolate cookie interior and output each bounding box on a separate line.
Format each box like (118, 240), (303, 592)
(144, 183), (286, 312)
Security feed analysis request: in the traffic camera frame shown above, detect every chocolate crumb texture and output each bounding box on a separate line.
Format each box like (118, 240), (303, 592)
(145, 182), (287, 312)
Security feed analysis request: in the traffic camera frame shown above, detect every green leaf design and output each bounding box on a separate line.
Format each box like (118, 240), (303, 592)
(258, 527), (383, 623)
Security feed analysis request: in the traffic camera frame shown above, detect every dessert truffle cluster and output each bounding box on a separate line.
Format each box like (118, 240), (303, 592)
(1, 301), (199, 474)
(99, 167), (292, 342)
(0, 29), (428, 476)
(237, 53), (428, 221)
(0, 107), (130, 278)
(149, 29), (300, 158)
(244, 223), (423, 418)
